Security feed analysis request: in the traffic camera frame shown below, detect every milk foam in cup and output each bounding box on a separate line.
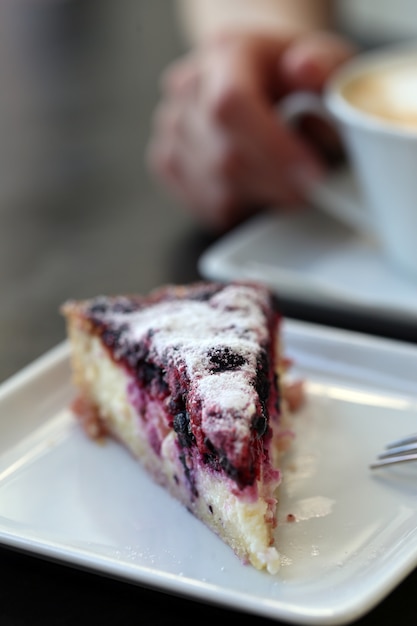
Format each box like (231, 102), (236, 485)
(341, 60), (417, 131)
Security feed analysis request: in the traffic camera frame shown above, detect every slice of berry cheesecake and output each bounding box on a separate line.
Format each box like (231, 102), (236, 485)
(61, 281), (300, 574)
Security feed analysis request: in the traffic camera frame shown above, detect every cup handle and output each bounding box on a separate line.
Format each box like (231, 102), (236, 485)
(278, 92), (374, 235)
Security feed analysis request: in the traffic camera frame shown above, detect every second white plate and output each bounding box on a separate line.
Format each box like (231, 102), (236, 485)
(198, 208), (417, 323)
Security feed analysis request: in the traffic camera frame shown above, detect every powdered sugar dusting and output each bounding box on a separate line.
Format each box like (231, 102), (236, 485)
(196, 370), (258, 441)
(84, 283), (278, 470)
(111, 284), (269, 375)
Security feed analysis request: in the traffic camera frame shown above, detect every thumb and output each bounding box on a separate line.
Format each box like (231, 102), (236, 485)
(281, 31), (357, 92)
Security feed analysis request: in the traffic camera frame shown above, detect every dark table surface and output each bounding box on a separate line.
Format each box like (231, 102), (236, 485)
(1, 2), (417, 625)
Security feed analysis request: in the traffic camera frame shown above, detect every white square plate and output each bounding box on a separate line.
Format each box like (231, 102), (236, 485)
(1, 321), (417, 625)
(198, 208), (417, 323)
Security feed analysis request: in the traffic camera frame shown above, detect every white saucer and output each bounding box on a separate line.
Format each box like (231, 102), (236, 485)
(198, 184), (417, 323)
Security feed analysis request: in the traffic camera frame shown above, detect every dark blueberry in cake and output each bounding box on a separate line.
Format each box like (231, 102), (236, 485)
(167, 368), (189, 418)
(89, 296), (142, 319)
(136, 361), (161, 386)
(111, 298), (140, 314)
(188, 283), (221, 302)
(89, 298), (111, 316)
(173, 411), (195, 448)
(273, 372), (281, 412)
(203, 437), (255, 488)
(218, 451), (253, 488)
(207, 347), (246, 372)
(100, 324), (128, 349)
(168, 392), (185, 417)
(121, 341), (149, 369)
(252, 414), (268, 437)
(255, 350), (270, 402)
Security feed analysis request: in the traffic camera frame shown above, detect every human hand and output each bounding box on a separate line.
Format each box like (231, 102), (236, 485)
(147, 30), (356, 232)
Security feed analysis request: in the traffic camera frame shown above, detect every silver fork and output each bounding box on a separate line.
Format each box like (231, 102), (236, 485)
(370, 433), (417, 469)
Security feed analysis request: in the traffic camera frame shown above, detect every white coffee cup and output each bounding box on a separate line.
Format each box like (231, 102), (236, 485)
(282, 40), (417, 281)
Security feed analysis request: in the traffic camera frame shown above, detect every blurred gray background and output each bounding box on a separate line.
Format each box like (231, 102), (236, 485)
(2, 0), (414, 384)
(0, 0), (201, 382)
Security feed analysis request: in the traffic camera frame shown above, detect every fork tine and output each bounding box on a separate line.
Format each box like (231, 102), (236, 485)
(386, 433), (417, 449)
(378, 443), (417, 458)
(370, 453), (417, 469)
(370, 433), (417, 470)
